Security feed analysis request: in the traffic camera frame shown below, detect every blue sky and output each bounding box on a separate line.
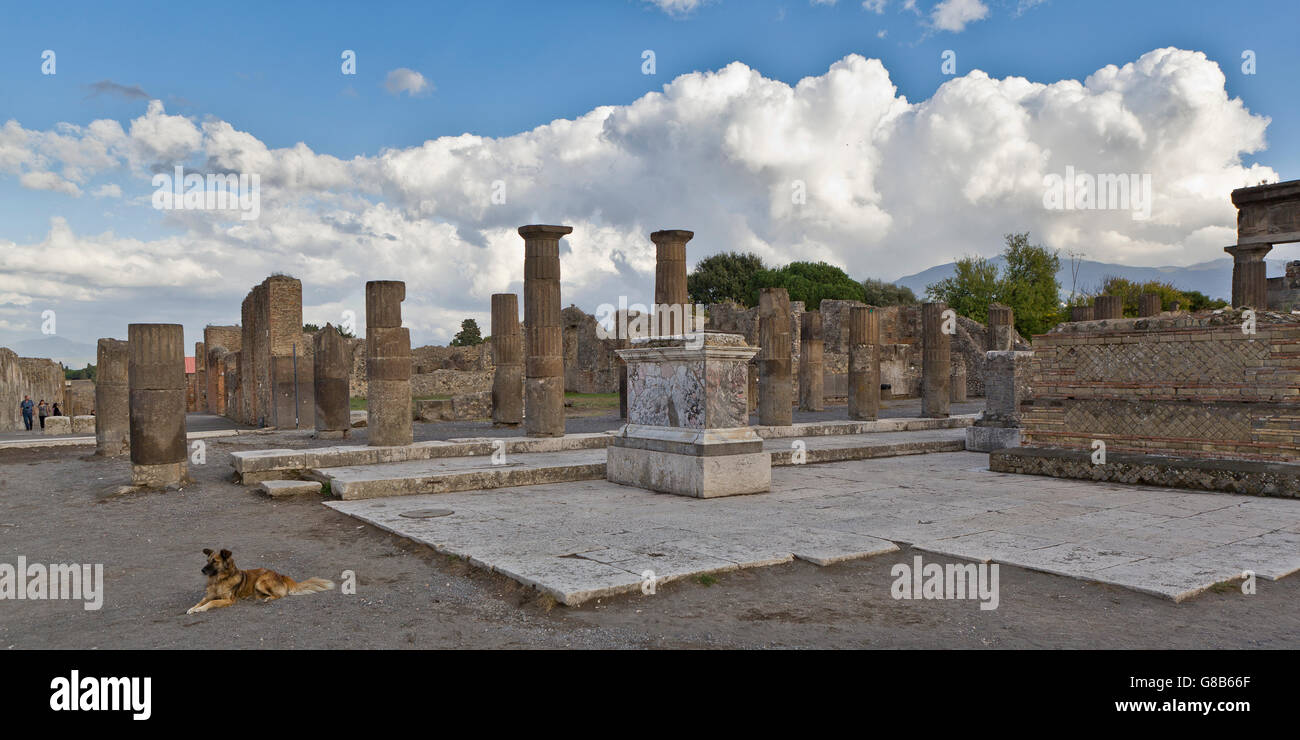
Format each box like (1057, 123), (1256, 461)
(0, 0), (1296, 357)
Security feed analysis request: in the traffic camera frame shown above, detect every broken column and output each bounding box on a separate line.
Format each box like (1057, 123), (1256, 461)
(491, 292), (524, 426)
(128, 324), (188, 486)
(608, 333), (768, 497)
(950, 355), (967, 403)
(1094, 295), (1123, 320)
(95, 338), (129, 456)
(313, 325), (351, 439)
(521, 224), (571, 437)
(1070, 305), (1094, 322)
(757, 287), (792, 426)
(652, 229), (692, 337)
(847, 305), (879, 421)
(1138, 293), (1162, 317)
(798, 311), (824, 412)
(922, 302), (950, 418)
(987, 303), (1014, 351)
(366, 280), (412, 447)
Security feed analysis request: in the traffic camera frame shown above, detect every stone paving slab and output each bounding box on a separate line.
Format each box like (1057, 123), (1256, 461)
(326, 451), (1300, 605)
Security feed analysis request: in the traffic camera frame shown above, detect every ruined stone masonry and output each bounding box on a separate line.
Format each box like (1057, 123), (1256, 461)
(95, 338), (129, 455)
(128, 324), (188, 487)
(757, 287), (793, 426)
(366, 280), (413, 446)
(313, 324), (351, 439)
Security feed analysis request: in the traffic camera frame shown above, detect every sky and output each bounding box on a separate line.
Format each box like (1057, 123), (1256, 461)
(0, 0), (1296, 358)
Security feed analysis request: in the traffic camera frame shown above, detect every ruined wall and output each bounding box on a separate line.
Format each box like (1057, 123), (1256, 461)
(1021, 310), (1300, 462)
(562, 306), (622, 394)
(204, 325), (240, 414)
(1266, 260), (1300, 312)
(0, 352), (65, 429)
(65, 378), (95, 416)
(237, 275), (312, 428)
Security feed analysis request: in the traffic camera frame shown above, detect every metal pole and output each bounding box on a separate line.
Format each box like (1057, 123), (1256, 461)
(292, 343), (299, 429)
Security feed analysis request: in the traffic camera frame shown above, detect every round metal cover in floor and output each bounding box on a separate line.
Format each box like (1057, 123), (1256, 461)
(400, 508), (454, 519)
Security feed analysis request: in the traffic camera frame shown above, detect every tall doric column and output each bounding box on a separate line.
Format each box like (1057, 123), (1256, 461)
(313, 325), (351, 439)
(128, 324), (188, 486)
(758, 287), (792, 426)
(491, 293), (524, 425)
(520, 224), (571, 436)
(1225, 244), (1271, 309)
(921, 302), (951, 418)
(651, 229), (692, 337)
(987, 303), (1014, 351)
(847, 306), (879, 421)
(798, 311), (824, 412)
(366, 280), (412, 446)
(95, 338), (129, 456)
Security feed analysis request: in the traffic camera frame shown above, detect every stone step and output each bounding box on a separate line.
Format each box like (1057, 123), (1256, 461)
(318, 428), (967, 500)
(754, 414), (976, 439)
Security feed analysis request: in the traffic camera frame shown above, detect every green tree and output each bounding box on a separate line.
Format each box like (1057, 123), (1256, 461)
(304, 323), (354, 338)
(687, 252), (766, 306)
(925, 256), (1000, 324)
(748, 261), (866, 309)
(450, 318), (484, 346)
(64, 363), (96, 381)
(860, 278), (918, 306)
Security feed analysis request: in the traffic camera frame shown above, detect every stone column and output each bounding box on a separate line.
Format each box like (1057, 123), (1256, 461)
(1138, 293), (1162, 317)
(1070, 305), (1094, 322)
(128, 324), (188, 486)
(922, 302), (951, 418)
(987, 303), (1014, 351)
(95, 338), (129, 456)
(1225, 244), (1271, 309)
(847, 306), (879, 421)
(1094, 295), (1123, 320)
(798, 311), (824, 411)
(521, 224), (571, 437)
(491, 293), (523, 426)
(758, 287), (792, 426)
(652, 229), (692, 337)
(950, 354), (967, 403)
(313, 325), (351, 439)
(366, 280), (412, 446)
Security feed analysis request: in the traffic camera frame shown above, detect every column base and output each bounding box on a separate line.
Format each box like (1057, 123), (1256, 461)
(606, 425), (771, 498)
(131, 461), (190, 488)
(965, 426), (1020, 452)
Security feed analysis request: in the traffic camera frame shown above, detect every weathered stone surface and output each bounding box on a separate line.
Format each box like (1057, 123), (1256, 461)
(847, 306), (880, 421)
(365, 280), (406, 328)
(95, 338), (129, 455)
(965, 425), (1021, 453)
(366, 281), (412, 447)
(1093, 294), (1123, 320)
(43, 416), (71, 435)
(798, 312), (824, 411)
(1138, 293), (1162, 317)
(987, 303), (1014, 351)
(1070, 305), (1094, 322)
(619, 333), (755, 429)
(313, 324), (351, 437)
(128, 324), (187, 486)
(258, 479), (324, 498)
(491, 293), (523, 425)
(757, 288), (792, 426)
(521, 224), (571, 437)
(71, 415), (95, 434)
(652, 229), (693, 337)
(921, 302), (950, 418)
(949, 355), (967, 403)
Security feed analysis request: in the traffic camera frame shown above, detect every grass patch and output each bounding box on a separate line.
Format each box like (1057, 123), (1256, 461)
(693, 574), (718, 587)
(349, 396), (367, 410)
(565, 392), (619, 410)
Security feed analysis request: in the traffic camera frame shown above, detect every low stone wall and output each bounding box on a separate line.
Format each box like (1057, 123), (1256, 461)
(1021, 309), (1300, 462)
(413, 391), (492, 421)
(991, 447), (1299, 497)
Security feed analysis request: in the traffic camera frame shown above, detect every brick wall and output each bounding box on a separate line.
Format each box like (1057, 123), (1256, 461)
(204, 325), (240, 414)
(1021, 310), (1300, 462)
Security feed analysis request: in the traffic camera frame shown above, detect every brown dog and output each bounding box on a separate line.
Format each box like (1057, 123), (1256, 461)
(186, 548), (334, 614)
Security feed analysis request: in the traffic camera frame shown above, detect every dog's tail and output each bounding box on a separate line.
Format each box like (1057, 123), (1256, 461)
(288, 577), (335, 595)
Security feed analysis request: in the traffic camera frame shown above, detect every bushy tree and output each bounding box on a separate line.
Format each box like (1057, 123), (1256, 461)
(924, 256), (1000, 325)
(450, 319), (484, 346)
(925, 232), (1061, 338)
(687, 252), (766, 306)
(748, 261), (866, 309)
(861, 278), (918, 306)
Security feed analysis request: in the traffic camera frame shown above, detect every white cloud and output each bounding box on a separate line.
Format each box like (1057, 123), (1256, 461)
(383, 68), (431, 97)
(0, 48), (1277, 347)
(20, 171), (81, 197)
(91, 183), (122, 198)
(862, 0), (887, 13)
(646, 0), (707, 16)
(931, 0), (989, 32)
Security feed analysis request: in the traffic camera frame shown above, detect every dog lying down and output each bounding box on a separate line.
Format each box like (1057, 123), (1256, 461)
(187, 548), (334, 614)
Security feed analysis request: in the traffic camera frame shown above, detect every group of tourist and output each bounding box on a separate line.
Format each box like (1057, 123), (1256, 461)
(18, 395), (64, 431)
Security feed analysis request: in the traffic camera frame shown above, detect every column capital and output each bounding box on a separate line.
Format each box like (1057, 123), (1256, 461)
(518, 224), (573, 239)
(1224, 243), (1272, 262)
(650, 229), (694, 244)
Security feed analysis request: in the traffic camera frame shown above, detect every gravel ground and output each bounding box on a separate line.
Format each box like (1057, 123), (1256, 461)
(1, 406), (1296, 649)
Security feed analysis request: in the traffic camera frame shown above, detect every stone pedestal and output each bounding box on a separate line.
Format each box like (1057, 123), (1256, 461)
(921, 302), (950, 418)
(128, 324), (188, 487)
(798, 312), (823, 411)
(1094, 295), (1123, 320)
(847, 306), (879, 421)
(95, 338), (129, 456)
(607, 333), (769, 498)
(987, 303), (1014, 351)
(1138, 293), (1161, 317)
(966, 350), (1034, 452)
(491, 293), (524, 425)
(521, 224), (571, 437)
(366, 281), (412, 447)
(313, 324), (351, 439)
(651, 229), (692, 337)
(757, 288), (792, 426)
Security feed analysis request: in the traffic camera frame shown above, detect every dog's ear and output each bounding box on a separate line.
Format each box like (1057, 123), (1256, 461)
(202, 548), (213, 556)
(219, 549), (232, 559)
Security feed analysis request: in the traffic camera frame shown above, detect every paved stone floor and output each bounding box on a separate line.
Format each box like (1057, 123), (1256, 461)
(328, 450), (1300, 605)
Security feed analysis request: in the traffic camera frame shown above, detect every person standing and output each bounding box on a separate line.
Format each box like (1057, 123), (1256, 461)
(20, 396), (34, 431)
(37, 399), (49, 430)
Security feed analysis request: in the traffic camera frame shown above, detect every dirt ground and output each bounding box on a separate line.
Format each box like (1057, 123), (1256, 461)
(1, 414), (1297, 650)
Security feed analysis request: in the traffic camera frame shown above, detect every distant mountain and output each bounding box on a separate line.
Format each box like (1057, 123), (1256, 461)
(0, 335), (97, 369)
(893, 257), (1292, 302)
